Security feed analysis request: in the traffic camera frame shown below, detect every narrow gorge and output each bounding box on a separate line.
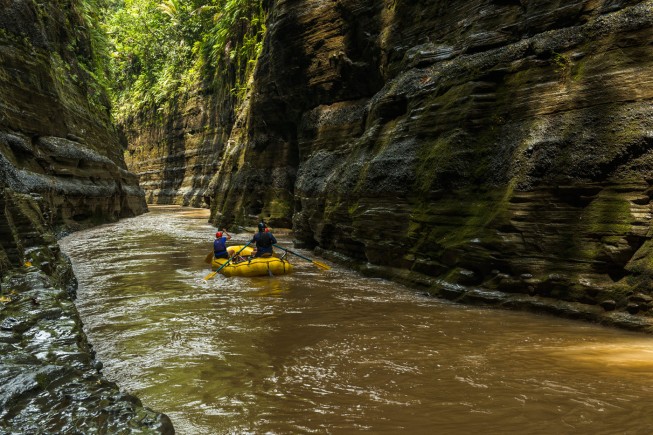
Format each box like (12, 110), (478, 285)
(127, 0), (653, 329)
(1, 0), (653, 432)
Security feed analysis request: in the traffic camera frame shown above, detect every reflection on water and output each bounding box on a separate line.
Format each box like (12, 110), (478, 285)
(60, 206), (653, 434)
(553, 342), (653, 371)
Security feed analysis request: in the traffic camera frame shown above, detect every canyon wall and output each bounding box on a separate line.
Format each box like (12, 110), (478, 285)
(0, 1), (170, 431)
(121, 85), (232, 207)
(119, 3), (266, 209)
(208, 0), (653, 329)
(0, 0), (147, 231)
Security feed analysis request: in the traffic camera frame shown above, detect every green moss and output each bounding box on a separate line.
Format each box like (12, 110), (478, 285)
(602, 235), (623, 245)
(321, 198), (353, 228)
(626, 239), (653, 277)
(35, 372), (50, 389)
(414, 135), (455, 192)
(506, 68), (534, 86)
(15, 194), (46, 236)
(581, 193), (632, 235)
(49, 53), (70, 89)
(572, 58), (587, 82)
(408, 187), (511, 255)
(347, 201), (360, 217)
(254, 188), (295, 226)
(551, 52), (571, 79)
(412, 71), (515, 191)
(564, 190), (637, 268)
(266, 197), (291, 219)
(407, 220), (421, 238)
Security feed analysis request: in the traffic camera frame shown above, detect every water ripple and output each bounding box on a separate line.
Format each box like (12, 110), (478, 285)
(59, 206), (653, 434)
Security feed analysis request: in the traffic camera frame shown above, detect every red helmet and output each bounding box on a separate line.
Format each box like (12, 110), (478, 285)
(216, 231), (223, 237)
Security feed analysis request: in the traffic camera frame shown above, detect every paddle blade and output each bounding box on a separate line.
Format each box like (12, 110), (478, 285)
(203, 271), (218, 280)
(204, 252), (214, 264)
(313, 260), (331, 270)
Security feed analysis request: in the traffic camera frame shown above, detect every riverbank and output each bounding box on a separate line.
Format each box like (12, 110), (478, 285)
(0, 230), (174, 432)
(316, 247), (653, 334)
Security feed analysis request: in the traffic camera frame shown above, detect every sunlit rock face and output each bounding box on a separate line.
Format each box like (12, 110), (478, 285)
(0, 1), (170, 432)
(211, 0), (653, 327)
(121, 88), (232, 207)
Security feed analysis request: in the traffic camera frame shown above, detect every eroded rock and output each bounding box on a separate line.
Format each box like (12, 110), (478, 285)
(0, 0), (169, 432)
(206, 0), (653, 328)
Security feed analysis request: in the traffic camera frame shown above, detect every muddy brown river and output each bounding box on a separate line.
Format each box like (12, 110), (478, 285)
(59, 206), (653, 434)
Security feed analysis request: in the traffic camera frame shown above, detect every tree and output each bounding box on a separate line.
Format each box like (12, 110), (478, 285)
(97, 0), (266, 122)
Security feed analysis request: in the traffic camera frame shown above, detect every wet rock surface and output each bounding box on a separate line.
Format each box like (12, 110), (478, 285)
(206, 0), (653, 327)
(1, 1), (170, 432)
(0, 246), (173, 433)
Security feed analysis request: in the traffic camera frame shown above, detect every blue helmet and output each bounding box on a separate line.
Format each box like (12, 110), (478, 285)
(258, 222), (266, 232)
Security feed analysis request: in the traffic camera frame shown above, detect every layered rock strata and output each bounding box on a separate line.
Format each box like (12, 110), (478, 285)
(1, 1), (169, 431)
(208, 0), (653, 329)
(121, 87), (232, 207)
(0, 1), (146, 231)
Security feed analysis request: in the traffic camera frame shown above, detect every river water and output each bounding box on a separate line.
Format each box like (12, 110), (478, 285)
(59, 206), (653, 434)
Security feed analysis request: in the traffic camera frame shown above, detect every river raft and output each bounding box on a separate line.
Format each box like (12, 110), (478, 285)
(212, 245), (294, 277)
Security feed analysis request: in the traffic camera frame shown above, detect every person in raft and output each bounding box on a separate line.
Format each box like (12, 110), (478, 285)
(251, 222), (277, 258)
(213, 229), (232, 259)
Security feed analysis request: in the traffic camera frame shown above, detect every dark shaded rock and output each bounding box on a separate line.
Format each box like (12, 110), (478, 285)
(627, 303), (641, 314)
(630, 293), (653, 303)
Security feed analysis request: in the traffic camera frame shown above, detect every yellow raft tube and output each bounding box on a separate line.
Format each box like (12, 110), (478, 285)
(211, 245), (293, 277)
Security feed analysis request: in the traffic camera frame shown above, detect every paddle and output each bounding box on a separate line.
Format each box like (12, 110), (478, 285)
(273, 244), (331, 270)
(204, 252), (214, 264)
(204, 241), (252, 280)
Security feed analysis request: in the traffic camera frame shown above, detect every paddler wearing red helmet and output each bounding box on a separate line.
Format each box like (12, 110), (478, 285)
(213, 229), (232, 259)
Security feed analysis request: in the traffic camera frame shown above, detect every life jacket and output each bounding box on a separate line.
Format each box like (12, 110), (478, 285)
(214, 237), (227, 255)
(256, 232), (273, 248)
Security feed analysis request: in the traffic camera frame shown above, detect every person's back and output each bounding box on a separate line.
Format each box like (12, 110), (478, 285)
(252, 222), (277, 257)
(213, 230), (231, 259)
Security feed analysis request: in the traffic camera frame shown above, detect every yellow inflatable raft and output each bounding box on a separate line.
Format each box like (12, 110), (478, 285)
(211, 245), (293, 277)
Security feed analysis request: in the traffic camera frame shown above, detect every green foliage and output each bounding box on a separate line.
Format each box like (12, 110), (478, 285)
(551, 51), (571, 79)
(199, 0), (266, 100)
(96, 0), (266, 122)
(77, 0), (114, 85)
